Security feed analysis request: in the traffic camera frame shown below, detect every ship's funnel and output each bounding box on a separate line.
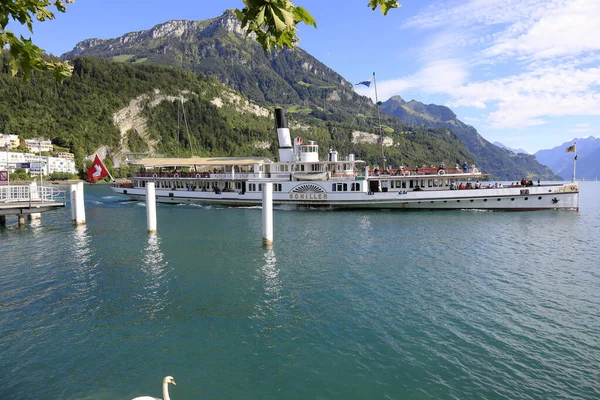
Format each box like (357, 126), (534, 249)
(275, 108), (294, 162)
(275, 108), (288, 129)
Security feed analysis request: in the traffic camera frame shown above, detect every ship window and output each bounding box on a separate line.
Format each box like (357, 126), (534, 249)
(258, 184), (263, 191)
(332, 184), (337, 192)
(351, 183), (361, 191)
(343, 183), (347, 191)
(538, 196), (542, 200)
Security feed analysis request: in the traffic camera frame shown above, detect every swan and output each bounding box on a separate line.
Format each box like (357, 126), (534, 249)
(132, 376), (176, 400)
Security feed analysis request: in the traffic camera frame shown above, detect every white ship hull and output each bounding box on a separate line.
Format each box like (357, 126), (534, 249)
(112, 181), (579, 211)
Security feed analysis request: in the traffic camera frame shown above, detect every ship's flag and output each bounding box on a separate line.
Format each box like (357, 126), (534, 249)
(87, 155), (109, 182)
(355, 79), (372, 87)
(566, 144), (576, 152)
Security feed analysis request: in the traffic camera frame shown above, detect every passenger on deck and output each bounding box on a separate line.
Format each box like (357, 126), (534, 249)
(459, 183), (465, 190)
(463, 162), (469, 173)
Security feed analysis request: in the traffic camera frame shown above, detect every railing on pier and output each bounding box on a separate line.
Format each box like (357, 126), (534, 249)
(0, 184), (66, 204)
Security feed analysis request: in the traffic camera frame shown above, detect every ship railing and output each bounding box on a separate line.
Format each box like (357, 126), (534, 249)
(0, 184), (65, 204)
(135, 172), (262, 179)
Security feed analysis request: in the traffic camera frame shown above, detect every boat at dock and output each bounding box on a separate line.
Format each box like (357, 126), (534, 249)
(111, 109), (580, 211)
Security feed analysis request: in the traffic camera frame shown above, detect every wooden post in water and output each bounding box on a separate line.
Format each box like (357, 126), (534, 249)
(70, 184), (77, 223)
(74, 182), (86, 225)
(28, 213), (41, 220)
(262, 182), (273, 247)
(0, 215), (5, 227)
(18, 214), (25, 227)
(146, 182), (157, 234)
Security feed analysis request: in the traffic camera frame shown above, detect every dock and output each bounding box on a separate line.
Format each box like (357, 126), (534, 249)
(0, 183), (66, 225)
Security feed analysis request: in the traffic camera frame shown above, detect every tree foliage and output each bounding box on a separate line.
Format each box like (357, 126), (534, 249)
(0, 0), (74, 81)
(236, 0), (400, 51)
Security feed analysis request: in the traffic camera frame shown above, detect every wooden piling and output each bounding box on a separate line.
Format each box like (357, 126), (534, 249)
(146, 182), (157, 234)
(262, 182), (273, 247)
(74, 182), (86, 225)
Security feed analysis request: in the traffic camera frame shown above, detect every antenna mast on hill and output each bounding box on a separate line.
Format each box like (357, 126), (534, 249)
(180, 96), (194, 157)
(372, 72), (385, 169)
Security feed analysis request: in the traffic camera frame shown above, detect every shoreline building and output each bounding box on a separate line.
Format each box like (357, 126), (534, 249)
(0, 134), (20, 149)
(24, 138), (53, 153)
(0, 151), (77, 176)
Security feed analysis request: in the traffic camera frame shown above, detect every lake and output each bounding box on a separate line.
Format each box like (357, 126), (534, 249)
(1, 182), (599, 399)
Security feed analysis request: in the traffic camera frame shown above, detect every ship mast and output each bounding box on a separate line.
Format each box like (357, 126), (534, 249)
(372, 72), (385, 170)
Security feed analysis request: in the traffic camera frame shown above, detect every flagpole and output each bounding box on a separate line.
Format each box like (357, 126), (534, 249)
(101, 157), (115, 182)
(572, 142), (577, 183)
(372, 72), (385, 169)
(5, 143), (9, 187)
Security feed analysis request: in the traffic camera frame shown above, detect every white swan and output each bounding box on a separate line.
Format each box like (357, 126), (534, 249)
(132, 376), (176, 400)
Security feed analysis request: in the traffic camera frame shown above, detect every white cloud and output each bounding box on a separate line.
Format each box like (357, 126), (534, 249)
(570, 122), (593, 133)
(357, 59), (469, 102)
(376, 0), (600, 130)
(484, 0), (600, 60)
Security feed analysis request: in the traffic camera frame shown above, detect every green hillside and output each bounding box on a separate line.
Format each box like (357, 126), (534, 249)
(0, 53), (473, 177)
(381, 96), (561, 180)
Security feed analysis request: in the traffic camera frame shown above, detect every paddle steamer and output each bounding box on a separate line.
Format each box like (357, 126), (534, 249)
(111, 109), (579, 211)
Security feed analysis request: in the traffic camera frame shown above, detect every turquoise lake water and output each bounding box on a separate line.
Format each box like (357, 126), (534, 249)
(1, 182), (599, 399)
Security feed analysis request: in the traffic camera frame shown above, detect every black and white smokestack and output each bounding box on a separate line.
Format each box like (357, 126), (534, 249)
(275, 108), (288, 129)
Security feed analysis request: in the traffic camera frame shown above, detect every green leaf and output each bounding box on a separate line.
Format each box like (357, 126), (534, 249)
(293, 6), (316, 27)
(268, 6), (287, 33)
(368, 0), (402, 15)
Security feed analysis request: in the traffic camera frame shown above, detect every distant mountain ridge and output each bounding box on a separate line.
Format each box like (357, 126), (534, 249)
(493, 142), (529, 155)
(380, 96), (559, 180)
(534, 136), (600, 180)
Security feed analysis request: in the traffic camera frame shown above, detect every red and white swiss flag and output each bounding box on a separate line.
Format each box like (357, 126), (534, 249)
(87, 155), (109, 182)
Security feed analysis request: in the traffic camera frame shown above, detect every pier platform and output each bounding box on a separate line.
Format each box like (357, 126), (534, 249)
(0, 183), (66, 221)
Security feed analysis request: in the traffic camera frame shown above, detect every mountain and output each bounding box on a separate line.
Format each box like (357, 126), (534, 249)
(0, 54), (471, 175)
(380, 96), (560, 180)
(61, 10), (356, 110)
(493, 142), (529, 155)
(54, 10), (475, 170)
(534, 137), (600, 180)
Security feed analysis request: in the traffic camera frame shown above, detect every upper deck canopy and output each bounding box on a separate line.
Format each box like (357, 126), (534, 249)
(131, 157), (272, 168)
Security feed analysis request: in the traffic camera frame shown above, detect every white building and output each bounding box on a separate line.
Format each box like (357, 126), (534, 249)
(56, 152), (75, 160)
(0, 134), (20, 149)
(24, 138), (53, 153)
(0, 151), (76, 176)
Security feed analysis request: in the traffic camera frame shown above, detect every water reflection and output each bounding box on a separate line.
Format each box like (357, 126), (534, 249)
(69, 225), (99, 313)
(140, 234), (169, 319)
(253, 248), (282, 318)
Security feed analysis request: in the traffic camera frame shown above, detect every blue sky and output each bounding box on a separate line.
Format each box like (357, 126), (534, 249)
(7, 0), (600, 153)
